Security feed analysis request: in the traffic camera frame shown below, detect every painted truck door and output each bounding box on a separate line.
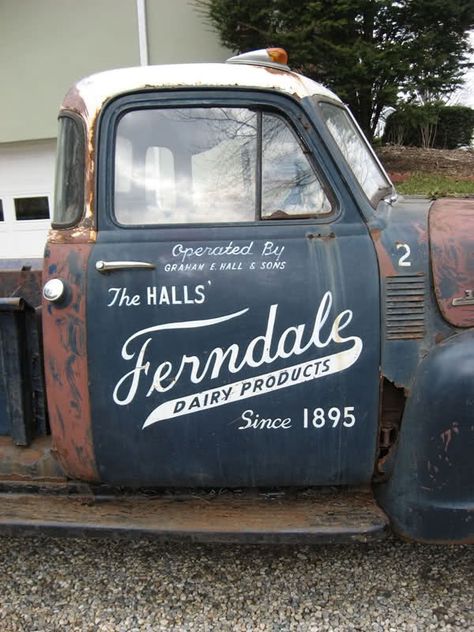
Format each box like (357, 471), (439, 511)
(88, 92), (380, 487)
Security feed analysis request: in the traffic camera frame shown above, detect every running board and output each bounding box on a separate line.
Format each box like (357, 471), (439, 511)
(0, 488), (389, 543)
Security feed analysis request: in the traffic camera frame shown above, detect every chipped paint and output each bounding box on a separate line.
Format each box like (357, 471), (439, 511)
(440, 423), (460, 453)
(61, 64), (340, 127)
(42, 244), (99, 481)
(430, 198), (474, 328)
(0, 436), (65, 482)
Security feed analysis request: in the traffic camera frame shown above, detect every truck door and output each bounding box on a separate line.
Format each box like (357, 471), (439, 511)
(88, 92), (380, 487)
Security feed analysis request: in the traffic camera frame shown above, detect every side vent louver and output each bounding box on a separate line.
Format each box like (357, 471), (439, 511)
(385, 275), (425, 339)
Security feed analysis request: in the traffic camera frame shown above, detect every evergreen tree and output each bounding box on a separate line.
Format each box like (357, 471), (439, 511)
(197, 0), (474, 139)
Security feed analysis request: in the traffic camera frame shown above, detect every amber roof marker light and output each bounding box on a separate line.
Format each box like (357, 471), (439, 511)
(226, 48), (290, 70)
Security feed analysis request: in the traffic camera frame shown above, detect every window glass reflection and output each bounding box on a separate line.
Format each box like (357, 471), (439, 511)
(115, 108), (257, 224)
(262, 115), (331, 218)
(319, 103), (391, 204)
(114, 106), (331, 225)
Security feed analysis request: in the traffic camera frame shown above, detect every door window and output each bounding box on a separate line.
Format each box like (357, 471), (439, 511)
(262, 115), (331, 218)
(114, 107), (331, 225)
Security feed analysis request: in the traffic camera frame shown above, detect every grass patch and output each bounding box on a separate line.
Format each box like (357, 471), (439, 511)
(396, 172), (474, 197)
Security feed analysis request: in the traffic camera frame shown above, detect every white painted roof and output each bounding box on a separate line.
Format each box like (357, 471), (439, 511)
(62, 62), (341, 123)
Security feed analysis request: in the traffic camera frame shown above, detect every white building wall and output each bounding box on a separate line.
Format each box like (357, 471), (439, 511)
(0, 141), (56, 262)
(0, 1), (230, 264)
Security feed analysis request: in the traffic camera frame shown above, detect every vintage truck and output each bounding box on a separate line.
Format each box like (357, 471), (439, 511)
(0, 49), (472, 543)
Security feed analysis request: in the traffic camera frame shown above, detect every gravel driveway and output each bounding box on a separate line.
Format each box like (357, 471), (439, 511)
(0, 535), (472, 631)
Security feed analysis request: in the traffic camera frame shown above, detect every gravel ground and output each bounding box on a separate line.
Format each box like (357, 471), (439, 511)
(0, 536), (472, 631)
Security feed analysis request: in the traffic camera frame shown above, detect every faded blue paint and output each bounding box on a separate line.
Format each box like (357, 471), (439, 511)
(376, 330), (474, 542)
(87, 90), (381, 487)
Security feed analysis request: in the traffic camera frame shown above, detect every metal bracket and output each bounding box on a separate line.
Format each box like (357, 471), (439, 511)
(452, 290), (474, 307)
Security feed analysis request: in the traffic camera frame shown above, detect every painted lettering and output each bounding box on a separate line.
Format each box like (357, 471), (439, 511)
(237, 409), (292, 430)
(262, 241), (285, 261)
(111, 291), (363, 426)
(172, 241), (254, 263)
(107, 287), (141, 307)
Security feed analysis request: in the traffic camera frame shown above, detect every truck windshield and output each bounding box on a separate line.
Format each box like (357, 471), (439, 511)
(114, 106), (331, 224)
(319, 102), (393, 206)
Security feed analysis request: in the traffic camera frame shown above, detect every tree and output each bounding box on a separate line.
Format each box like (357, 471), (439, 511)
(196, 0), (474, 139)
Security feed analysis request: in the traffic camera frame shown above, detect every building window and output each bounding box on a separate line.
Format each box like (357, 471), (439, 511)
(14, 196), (50, 221)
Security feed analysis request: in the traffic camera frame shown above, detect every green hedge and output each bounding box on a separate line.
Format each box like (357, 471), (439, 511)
(383, 105), (474, 149)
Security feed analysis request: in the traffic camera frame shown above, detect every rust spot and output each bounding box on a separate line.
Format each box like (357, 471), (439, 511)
(0, 487), (388, 542)
(370, 228), (397, 277)
(0, 436), (66, 482)
(42, 244), (99, 481)
(306, 232), (335, 241)
(0, 269), (42, 307)
(61, 86), (89, 119)
(48, 226), (96, 245)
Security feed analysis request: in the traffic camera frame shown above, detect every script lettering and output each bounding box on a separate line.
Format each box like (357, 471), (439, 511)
(111, 291), (363, 427)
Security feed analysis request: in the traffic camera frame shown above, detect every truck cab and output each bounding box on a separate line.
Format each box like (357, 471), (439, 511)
(2, 49), (473, 543)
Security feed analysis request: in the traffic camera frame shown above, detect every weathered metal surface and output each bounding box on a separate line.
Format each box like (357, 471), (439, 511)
(0, 268), (42, 307)
(42, 244), (99, 481)
(57, 65), (343, 241)
(0, 298), (46, 444)
(429, 198), (474, 328)
(35, 58), (472, 544)
(376, 330), (474, 544)
(0, 487), (388, 543)
(86, 89), (381, 489)
(56, 64), (342, 241)
(0, 269), (47, 436)
(0, 436), (65, 481)
(384, 275), (426, 339)
(369, 196), (455, 392)
(376, 379), (405, 478)
(61, 63), (341, 128)
(48, 226), (97, 245)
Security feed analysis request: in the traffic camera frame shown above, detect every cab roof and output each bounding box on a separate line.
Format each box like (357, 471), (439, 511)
(61, 60), (342, 124)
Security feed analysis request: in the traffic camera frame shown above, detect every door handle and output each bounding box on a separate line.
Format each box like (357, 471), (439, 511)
(95, 260), (156, 273)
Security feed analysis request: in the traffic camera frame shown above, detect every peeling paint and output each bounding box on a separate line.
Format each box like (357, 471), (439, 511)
(430, 198), (474, 328)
